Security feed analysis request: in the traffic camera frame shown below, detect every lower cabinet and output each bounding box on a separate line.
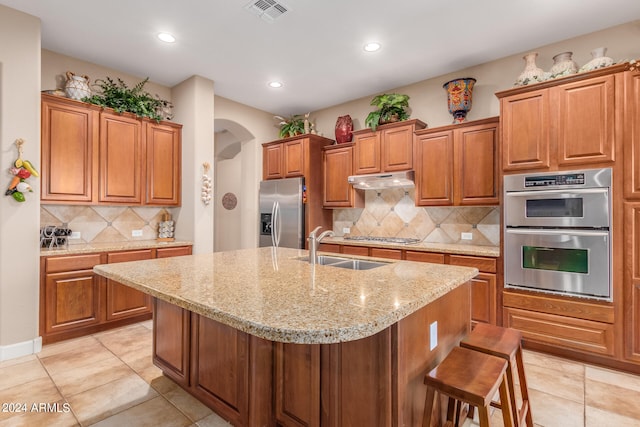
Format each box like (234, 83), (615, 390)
(40, 245), (192, 344)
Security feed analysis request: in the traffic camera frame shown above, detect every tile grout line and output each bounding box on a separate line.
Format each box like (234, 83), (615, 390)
(34, 350), (82, 426)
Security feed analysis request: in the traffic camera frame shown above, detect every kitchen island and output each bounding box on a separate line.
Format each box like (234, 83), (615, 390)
(93, 247), (478, 427)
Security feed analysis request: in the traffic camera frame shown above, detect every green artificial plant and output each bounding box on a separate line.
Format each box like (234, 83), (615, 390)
(364, 93), (411, 131)
(82, 77), (172, 122)
(274, 114), (306, 138)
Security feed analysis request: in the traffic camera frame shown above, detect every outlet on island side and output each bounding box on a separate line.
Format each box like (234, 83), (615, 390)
(429, 321), (438, 351)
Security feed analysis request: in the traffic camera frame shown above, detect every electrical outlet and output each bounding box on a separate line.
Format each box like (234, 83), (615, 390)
(69, 231), (81, 239)
(461, 232), (473, 240)
(430, 321), (438, 351)
(132, 229), (143, 237)
(342, 227), (350, 234)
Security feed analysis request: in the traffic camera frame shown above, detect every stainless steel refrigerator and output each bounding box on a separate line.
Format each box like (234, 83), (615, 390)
(259, 177), (305, 249)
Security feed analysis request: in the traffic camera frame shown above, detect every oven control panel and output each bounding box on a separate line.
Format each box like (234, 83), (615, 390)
(524, 172), (585, 188)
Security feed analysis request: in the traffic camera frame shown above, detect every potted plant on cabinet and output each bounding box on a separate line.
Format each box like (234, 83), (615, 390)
(274, 114), (306, 138)
(364, 93), (411, 131)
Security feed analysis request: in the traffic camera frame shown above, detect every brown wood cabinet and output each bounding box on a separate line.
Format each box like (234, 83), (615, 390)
(414, 117), (499, 206)
(40, 94), (182, 206)
(497, 65), (625, 172)
(41, 94), (99, 203)
(153, 298), (190, 386)
(625, 203), (640, 363)
(624, 69), (640, 199)
(322, 143), (363, 208)
(40, 245), (192, 344)
(352, 119), (427, 174)
(262, 134), (334, 239)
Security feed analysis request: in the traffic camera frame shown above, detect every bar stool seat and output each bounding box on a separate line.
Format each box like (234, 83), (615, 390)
(423, 346), (515, 427)
(460, 324), (533, 427)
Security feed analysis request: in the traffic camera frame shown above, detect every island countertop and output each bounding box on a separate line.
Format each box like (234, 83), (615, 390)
(93, 246), (478, 344)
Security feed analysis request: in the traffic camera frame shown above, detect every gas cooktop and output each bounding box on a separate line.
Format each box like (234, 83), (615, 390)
(343, 236), (421, 245)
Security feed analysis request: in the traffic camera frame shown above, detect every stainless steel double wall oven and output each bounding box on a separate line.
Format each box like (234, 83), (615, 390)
(504, 168), (612, 301)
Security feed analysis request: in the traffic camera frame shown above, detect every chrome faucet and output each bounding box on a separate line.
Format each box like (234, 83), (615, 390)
(308, 226), (334, 265)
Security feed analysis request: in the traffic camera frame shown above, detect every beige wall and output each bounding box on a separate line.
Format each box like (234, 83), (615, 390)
(0, 6), (41, 358)
(310, 20), (640, 136)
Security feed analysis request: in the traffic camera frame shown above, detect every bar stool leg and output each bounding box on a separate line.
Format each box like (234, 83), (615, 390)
(422, 387), (436, 427)
(515, 346), (534, 427)
(498, 372), (515, 427)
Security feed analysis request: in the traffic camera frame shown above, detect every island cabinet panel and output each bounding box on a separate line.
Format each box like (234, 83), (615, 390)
(624, 70), (640, 199)
(98, 112), (144, 204)
(500, 88), (550, 171)
(41, 94), (99, 203)
(105, 249), (153, 321)
(145, 121), (182, 205)
(275, 343), (321, 427)
(153, 299), (190, 386)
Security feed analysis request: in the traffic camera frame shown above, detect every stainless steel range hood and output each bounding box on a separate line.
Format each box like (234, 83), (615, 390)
(347, 170), (415, 190)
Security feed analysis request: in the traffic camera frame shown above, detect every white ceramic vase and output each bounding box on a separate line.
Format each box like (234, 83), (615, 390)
(516, 52), (545, 86)
(64, 71), (91, 100)
(549, 51), (578, 77)
(580, 47), (614, 72)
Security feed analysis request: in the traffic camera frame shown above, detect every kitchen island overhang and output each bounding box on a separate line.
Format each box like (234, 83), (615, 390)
(93, 247), (478, 426)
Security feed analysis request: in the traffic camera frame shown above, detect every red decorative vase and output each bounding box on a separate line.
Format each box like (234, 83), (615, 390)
(335, 115), (353, 144)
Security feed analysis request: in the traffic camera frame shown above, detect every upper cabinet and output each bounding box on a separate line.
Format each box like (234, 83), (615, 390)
(414, 117), (499, 206)
(497, 65), (625, 172)
(322, 143), (364, 208)
(41, 94), (182, 206)
(352, 119), (426, 174)
(625, 69), (640, 199)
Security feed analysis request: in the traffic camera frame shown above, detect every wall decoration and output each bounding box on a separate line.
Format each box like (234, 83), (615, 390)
(222, 192), (238, 210)
(443, 78), (476, 124)
(5, 139), (38, 203)
(201, 162), (213, 205)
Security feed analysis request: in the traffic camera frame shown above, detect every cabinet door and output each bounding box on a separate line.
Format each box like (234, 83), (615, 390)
(553, 74), (616, 166)
(263, 144), (284, 180)
(41, 96), (98, 202)
(44, 269), (101, 334)
(105, 249), (153, 321)
(469, 273), (497, 325)
(284, 139), (306, 177)
(99, 112), (144, 203)
(146, 121), (181, 205)
(625, 203), (640, 362)
(415, 130), (454, 206)
(153, 298), (190, 386)
(353, 131), (381, 174)
(191, 314), (249, 427)
(275, 343), (320, 427)
(501, 88), (550, 171)
(454, 121), (498, 205)
(381, 124), (413, 171)
(625, 70), (640, 199)
(323, 145), (362, 208)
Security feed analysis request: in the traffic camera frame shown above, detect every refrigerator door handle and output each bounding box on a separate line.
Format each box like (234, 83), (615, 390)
(270, 201), (277, 247)
(275, 201), (281, 247)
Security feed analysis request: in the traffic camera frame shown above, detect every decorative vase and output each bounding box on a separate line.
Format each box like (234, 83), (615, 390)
(515, 52), (546, 86)
(64, 71), (91, 100)
(335, 115), (353, 144)
(443, 78), (476, 124)
(549, 51), (578, 77)
(580, 47), (614, 72)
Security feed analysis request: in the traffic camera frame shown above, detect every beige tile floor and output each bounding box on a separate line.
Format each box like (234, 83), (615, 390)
(1, 321), (640, 427)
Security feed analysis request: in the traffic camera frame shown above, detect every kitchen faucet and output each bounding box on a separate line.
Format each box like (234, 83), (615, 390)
(308, 226), (334, 265)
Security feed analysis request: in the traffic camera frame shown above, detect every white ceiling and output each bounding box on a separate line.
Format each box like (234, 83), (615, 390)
(2, 0), (640, 116)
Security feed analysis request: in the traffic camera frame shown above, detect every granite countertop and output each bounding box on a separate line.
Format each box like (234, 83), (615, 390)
(93, 246), (478, 345)
(40, 240), (193, 256)
(323, 236), (500, 258)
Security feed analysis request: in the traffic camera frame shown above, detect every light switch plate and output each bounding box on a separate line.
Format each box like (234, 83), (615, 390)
(461, 232), (473, 240)
(132, 229), (143, 237)
(429, 321), (438, 351)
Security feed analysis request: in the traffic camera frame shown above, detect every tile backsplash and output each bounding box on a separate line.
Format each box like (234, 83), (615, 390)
(332, 188), (500, 246)
(41, 205), (176, 244)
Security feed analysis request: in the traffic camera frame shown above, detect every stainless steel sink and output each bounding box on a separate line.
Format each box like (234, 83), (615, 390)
(297, 255), (390, 270)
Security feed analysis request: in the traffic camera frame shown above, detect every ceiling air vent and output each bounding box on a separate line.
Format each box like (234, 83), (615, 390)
(244, 0), (289, 22)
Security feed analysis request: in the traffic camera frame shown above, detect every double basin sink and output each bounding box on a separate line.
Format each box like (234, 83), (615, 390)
(299, 255), (389, 271)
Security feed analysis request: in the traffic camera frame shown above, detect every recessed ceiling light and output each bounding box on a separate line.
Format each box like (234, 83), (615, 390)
(157, 32), (176, 43)
(363, 42), (381, 52)
(268, 81), (283, 88)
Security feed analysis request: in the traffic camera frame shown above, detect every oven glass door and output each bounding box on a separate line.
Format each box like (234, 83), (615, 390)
(504, 228), (611, 300)
(504, 188), (609, 228)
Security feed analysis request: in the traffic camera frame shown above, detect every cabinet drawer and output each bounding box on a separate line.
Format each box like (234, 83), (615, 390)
(449, 255), (497, 273)
(318, 243), (341, 254)
(405, 251), (445, 264)
(46, 254), (103, 273)
(157, 246), (192, 258)
(342, 245), (369, 256)
(107, 249), (153, 263)
(504, 307), (615, 356)
(370, 248), (402, 260)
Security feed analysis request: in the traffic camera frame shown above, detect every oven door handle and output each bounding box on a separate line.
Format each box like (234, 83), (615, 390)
(505, 188), (608, 198)
(505, 228), (608, 237)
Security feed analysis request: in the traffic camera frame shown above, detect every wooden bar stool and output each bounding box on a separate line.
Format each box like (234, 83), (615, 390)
(423, 346), (515, 427)
(460, 324), (533, 427)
